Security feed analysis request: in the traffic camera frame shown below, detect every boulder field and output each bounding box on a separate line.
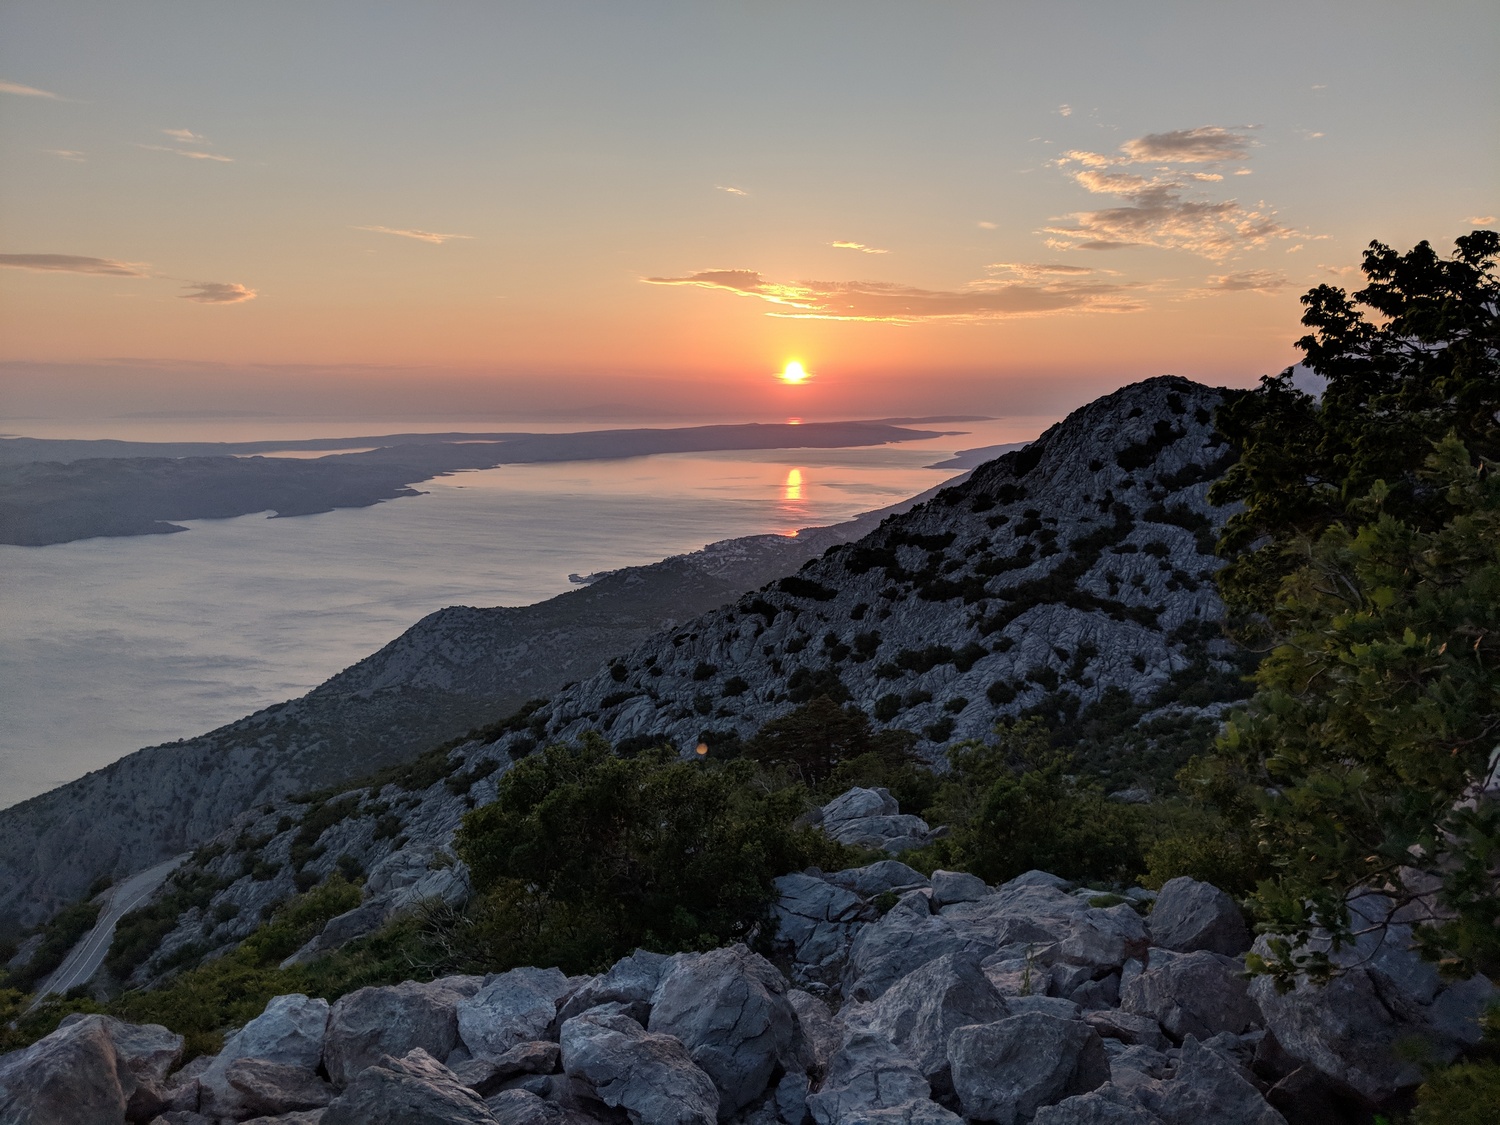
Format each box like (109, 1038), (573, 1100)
(3, 868), (1490, 1125)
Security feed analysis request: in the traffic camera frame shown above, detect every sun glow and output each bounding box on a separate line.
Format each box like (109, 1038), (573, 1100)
(778, 361), (809, 384)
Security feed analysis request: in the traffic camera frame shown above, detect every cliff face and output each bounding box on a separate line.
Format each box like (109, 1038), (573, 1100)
(0, 474), (952, 930)
(122, 376), (1248, 981)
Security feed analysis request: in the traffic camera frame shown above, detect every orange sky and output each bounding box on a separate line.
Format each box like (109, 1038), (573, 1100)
(2, 2), (1495, 422)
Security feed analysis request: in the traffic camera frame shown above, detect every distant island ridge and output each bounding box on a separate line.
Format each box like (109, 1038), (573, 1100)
(0, 419), (1001, 547)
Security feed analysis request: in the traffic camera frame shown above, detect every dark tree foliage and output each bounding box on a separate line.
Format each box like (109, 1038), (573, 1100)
(1212, 230), (1500, 623)
(1204, 231), (1500, 985)
(455, 734), (850, 972)
(743, 695), (877, 786)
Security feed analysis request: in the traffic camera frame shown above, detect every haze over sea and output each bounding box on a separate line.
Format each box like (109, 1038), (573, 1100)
(0, 413), (1049, 808)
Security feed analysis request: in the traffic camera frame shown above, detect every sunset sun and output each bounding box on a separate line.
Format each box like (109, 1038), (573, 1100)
(778, 361), (809, 384)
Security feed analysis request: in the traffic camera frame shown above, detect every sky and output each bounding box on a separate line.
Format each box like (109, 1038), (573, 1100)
(1, 1), (1496, 423)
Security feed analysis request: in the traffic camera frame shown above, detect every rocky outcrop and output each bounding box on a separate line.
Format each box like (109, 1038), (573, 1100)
(8, 865), (1493, 1125)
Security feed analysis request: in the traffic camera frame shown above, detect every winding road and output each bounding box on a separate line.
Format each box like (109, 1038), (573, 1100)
(30, 853), (188, 1006)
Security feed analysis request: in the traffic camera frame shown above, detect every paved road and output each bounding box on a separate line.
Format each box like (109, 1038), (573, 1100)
(31, 853), (188, 1005)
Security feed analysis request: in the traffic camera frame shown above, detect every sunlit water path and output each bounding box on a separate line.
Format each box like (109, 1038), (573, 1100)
(0, 417), (1047, 805)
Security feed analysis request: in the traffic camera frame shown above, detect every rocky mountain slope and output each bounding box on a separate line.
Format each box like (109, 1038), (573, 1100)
(0, 477), (962, 932)
(116, 376), (1250, 984)
(8, 858), (1490, 1124)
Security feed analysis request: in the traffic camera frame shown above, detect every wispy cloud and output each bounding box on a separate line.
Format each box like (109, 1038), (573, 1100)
(716, 185), (748, 196)
(988, 261), (1096, 277)
(1202, 269), (1289, 293)
(1469, 215), (1496, 226)
(162, 128), (205, 142)
(180, 281), (256, 304)
(353, 225), (472, 244)
(1047, 125), (1297, 259)
(1119, 126), (1256, 163)
(45, 149), (86, 162)
(0, 80), (59, 99)
(642, 266), (1140, 323)
(1058, 104), (1073, 117)
(831, 241), (888, 254)
(138, 144), (234, 163)
(977, 221), (997, 230)
(0, 253), (148, 277)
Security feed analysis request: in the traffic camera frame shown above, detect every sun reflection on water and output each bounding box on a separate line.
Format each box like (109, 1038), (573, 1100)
(783, 467), (804, 501)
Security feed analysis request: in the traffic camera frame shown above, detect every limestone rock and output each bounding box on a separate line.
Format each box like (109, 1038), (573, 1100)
(325, 979), (475, 1087)
(458, 966), (571, 1061)
(818, 788), (933, 853)
(648, 944), (796, 1116)
(201, 993), (328, 1116)
(1120, 950), (1258, 1042)
(846, 952), (1011, 1093)
(483, 1087), (602, 1125)
(948, 1013), (1110, 1125)
(823, 860), (930, 898)
(1136, 1037), (1284, 1125)
(322, 1048), (495, 1124)
(0, 1014), (130, 1125)
(930, 870), (990, 908)
(556, 949), (670, 1028)
(559, 1009), (719, 1125)
(786, 990), (841, 1074)
(1148, 878), (1248, 956)
(772, 874), (868, 971)
(451, 1040), (561, 1095)
(805, 1030), (961, 1125)
(223, 1058), (334, 1117)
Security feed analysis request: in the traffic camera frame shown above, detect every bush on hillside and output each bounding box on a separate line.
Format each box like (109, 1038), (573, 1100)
(455, 734), (853, 972)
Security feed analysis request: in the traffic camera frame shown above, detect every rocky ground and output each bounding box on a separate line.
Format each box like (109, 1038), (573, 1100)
(5, 812), (1489, 1125)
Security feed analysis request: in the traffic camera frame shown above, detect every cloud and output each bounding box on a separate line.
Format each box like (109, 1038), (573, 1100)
(353, 225), (472, 244)
(162, 128), (205, 142)
(0, 80), (59, 98)
(1469, 215), (1496, 226)
(180, 281), (256, 304)
(716, 185), (748, 196)
(0, 253), (148, 277)
(642, 267), (1141, 323)
(988, 261), (1096, 276)
(831, 241), (888, 254)
(1203, 269), (1289, 293)
(138, 144), (234, 162)
(45, 149), (86, 162)
(1119, 126), (1255, 163)
(1048, 128), (1297, 259)
(1058, 104), (1072, 117)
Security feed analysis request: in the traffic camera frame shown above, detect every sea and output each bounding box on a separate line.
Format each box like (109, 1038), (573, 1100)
(0, 413), (1051, 808)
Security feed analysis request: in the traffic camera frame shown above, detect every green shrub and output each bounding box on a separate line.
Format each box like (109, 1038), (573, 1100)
(5, 898), (102, 993)
(455, 734), (853, 972)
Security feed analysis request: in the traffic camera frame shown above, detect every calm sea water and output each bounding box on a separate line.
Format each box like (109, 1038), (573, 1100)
(0, 416), (1048, 807)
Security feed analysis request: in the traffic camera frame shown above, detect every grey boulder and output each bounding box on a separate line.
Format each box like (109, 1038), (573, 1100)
(818, 788), (933, 854)
(772, 874), (868, 971)
(559, 1009), (719, 1125)
(1136, 1037), (1284, 1125)
(823, 860), (930, 898)
(0, 1013), (177, 1125)
(200, 993), (329, 1116)
(1120, 951), (1259, 1042)
(846, 952), (1011, 1093)
(325, 978), (477, 1087)
(930, 870), (990, 908)
(805, 1030), (961, 1125)
(556, 948), (670, 1028)
(787, 990), (841, 1074)
(948, 1013), (1110, 1125)
(221, 1058), (334, 1117)
(648, 944), (797, 1116)
(1148, 878), (1249, 956)
(457, 966), (571, 1061)
(322, 1047), (495, 1124)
